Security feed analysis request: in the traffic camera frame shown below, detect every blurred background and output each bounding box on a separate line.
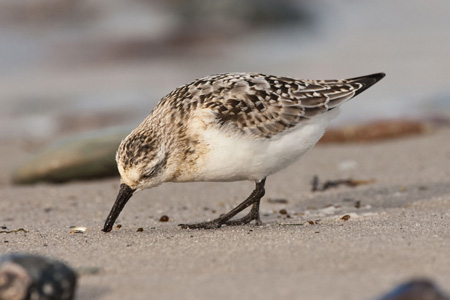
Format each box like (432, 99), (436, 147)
(1, 0), (449, 158)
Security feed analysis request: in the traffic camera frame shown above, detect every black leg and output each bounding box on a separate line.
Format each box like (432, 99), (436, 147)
(179, 178), (266, 229)
(223, 199), (262, 226)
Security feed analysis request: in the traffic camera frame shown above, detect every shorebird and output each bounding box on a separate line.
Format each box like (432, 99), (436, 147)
(102, 72), (385, 232)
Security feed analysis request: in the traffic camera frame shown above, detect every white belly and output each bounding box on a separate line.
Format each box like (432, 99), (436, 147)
(191, 109), (339, 182)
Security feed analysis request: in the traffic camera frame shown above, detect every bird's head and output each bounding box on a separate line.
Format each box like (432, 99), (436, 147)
(102, 130), (168, 232)
(116, 134), (168, 191)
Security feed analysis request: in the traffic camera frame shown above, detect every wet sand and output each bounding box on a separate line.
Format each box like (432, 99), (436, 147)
(1, 128), (449, 300)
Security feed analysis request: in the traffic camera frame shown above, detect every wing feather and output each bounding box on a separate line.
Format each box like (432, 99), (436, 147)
(161, 72), (384, 139)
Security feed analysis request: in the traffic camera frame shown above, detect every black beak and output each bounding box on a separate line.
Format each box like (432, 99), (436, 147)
(102, 183), (135, 232)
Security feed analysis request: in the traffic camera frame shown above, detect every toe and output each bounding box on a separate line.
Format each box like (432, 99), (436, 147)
(178, 222), (221, 230)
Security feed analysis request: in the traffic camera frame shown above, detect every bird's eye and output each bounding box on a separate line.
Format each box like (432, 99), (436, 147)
(141, 153), (168, 180)
(141, 168), (157, 179)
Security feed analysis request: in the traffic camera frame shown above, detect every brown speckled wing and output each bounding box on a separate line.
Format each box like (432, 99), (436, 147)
(163, 72), (385, 139)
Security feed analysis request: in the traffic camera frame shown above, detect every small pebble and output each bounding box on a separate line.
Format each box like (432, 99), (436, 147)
(159, 215), (169, 222)
(279, 209), (288, 215)
(136, 228), (144, 232)
(341, 215), (351, 221)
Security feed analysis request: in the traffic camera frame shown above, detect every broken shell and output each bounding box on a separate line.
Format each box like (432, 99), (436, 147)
(70, 227), (87, 234)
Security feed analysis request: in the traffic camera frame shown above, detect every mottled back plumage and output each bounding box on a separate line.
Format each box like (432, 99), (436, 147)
(157, 72), (383, 138)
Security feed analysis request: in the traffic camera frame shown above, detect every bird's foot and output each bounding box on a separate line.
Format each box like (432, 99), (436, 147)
(179, 220), (222, 230)
(179, 210), (263, 229)
(179, 178), (266, 230)
(224, 218), (263, 226)
(223, 210), (263, 227)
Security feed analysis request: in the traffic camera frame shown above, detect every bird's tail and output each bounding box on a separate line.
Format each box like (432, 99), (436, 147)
(345, 72), (386, 97)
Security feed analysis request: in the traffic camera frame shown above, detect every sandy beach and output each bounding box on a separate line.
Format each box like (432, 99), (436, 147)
(1, 127), (450, 300)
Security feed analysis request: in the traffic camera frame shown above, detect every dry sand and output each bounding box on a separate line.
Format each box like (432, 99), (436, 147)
(1, 128), (450, 300)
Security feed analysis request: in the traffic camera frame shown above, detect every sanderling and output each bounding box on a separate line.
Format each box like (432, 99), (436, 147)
(102, 72), (385, 232)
